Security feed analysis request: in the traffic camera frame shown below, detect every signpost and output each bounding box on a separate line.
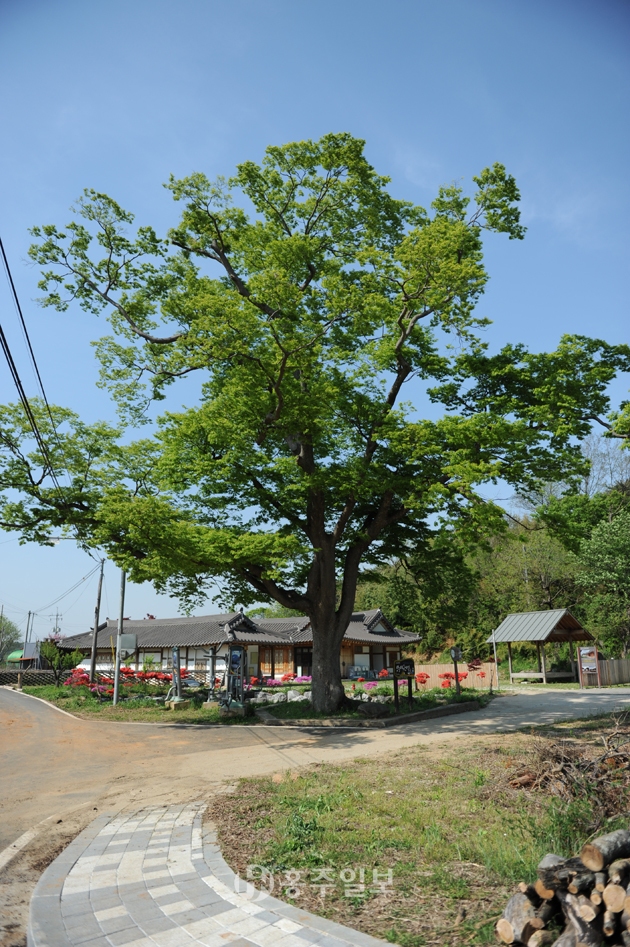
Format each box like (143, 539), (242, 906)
(578, 645), (601, 688)
(450, 646), (462, 697)
(393, 658), (415, 713)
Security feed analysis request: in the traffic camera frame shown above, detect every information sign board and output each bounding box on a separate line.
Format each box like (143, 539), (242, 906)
(394, 658), (415, 679)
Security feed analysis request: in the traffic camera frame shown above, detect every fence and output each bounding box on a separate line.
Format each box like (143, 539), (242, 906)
(0, 669), (73, 686)
(584, 658), (630, 687)
(412, 661), (498, 690)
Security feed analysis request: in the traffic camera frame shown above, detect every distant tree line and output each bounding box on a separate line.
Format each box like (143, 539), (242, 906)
(353, 435), (630, 663)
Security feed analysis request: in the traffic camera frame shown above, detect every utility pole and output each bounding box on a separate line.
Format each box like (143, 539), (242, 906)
(19, 610), (32, 689)
(112, 569), (126, 705)
(89, 559), (105, 683)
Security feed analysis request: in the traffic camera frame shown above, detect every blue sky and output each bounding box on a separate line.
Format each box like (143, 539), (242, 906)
(0, 0), (628, 638)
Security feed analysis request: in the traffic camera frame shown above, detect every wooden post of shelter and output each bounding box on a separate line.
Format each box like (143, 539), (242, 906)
(507, 642), (513, 684)
(569, 638), (576, 682)
(540, 642), (547, 684)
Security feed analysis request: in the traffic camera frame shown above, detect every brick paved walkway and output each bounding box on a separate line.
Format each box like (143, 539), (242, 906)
(29, 805), (387, 947)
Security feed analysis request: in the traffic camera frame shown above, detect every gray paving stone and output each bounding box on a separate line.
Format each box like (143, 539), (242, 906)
(98, 913), (137, 935)
(105, 929), (150, 947)
(89, 892), (121, 908)
(138, 914), (178, 935)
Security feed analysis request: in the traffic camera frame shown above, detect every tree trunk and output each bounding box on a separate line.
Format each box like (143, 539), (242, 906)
(310, 616), (345, 714)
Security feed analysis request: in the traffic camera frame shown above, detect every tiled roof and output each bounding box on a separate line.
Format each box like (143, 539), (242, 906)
(61, 608), (421, 650)
(60, 612), (283, 650)
(486, 609), (592, 644)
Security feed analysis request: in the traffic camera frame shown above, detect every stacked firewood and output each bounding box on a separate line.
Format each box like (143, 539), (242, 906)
(496, 829), (630, 946)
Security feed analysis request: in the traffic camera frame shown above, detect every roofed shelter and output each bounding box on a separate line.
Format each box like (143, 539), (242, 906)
(486, 609), (593, 684)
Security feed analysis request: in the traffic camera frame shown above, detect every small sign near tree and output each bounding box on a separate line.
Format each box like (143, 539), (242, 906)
(393, 658), (415, 712)
(450, 646), (463, 697)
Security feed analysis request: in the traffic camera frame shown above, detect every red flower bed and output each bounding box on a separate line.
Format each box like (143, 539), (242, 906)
(440, 679), (452, 688)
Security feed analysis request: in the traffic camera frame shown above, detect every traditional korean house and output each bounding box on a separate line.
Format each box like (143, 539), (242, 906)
(61, 608), (419, 680)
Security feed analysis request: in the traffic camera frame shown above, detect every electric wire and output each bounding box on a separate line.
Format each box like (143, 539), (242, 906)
(0, 238), (101, 561)
(34, 561), (101, 612)
(1, 239), (54, 417)
(0, 319), (64, 497)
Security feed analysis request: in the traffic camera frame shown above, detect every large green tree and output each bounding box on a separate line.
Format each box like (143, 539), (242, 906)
(577, 508), (630, 657)
(14, 133), (630, 711)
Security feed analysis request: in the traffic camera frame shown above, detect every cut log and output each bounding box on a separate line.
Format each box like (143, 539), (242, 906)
(622, 931), (630, 947)
(594, 872), (607, 893)
(550, 929), (577, 947)
(589, 890), (601, 907)
(536, 899), (557, 925)
(527, 933), (554, 947)
(536, 878), (557, 900)
(497, 893), (543, 944)
(581, 830), (630, 872)
(568, 872), (595, 895)
(602, 908), (616, 938)
(608, 858), (630, 886)
(557, 891), (602, 947)
(577, 895), (598, 923)
(538, 854), (566, 888)
(621, 909), (630, 931)
(539, 856), (587, 891)
(602, 881), (626, 912)
(519, 882), (542, 905)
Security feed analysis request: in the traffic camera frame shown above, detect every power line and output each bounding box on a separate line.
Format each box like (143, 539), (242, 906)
(0, 237), (70, 484)
(0, 319), (64, 497)
(34, 561), (101, 612)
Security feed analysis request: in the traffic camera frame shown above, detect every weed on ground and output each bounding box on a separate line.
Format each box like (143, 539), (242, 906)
(207, 713), (630, 946)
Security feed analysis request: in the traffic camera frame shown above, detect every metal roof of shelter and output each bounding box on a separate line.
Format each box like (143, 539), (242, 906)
(486, 609), (593, 645)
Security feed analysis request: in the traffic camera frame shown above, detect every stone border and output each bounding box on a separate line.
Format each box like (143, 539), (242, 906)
(28, 814), (112, 947)
(256, 698), (481, 728)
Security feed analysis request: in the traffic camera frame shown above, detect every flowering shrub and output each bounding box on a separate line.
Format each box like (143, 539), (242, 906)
(477, 671), (486, 679)
(357, 677), (365, 682)
(415, 672), (430, 687)
(364, 681), (377, 690)
(280, 673), (295, 682)
(378, 668), (389, 679)
(293, 675), (312, 684)
(438, 672), (455, 681)
(440, 679), (452, 688)
(250, 676), (259, 685)
(262, 678), (284, 686)
(64, 668), (90, 687)
(457, 672), (468, 682)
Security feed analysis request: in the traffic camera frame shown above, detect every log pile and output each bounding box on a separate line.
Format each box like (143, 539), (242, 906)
(496, 829), (630, 945)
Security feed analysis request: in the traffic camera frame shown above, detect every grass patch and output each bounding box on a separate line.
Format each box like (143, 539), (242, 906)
(19, 685), (252, 724)
(207, 713), (630, 946)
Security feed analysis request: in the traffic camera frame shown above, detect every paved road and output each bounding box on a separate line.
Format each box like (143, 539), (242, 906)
(2, 685), (630, 854)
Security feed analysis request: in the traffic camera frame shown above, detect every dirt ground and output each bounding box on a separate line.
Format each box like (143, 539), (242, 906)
(2, 684), (630, 947)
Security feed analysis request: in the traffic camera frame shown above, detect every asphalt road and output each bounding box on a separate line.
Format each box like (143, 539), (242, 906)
(2, 684), (630, 855)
